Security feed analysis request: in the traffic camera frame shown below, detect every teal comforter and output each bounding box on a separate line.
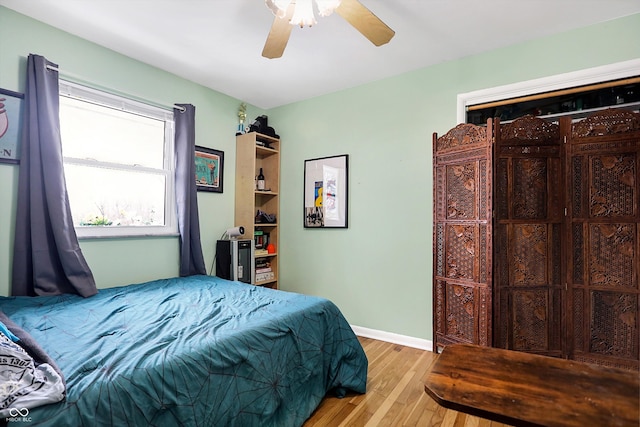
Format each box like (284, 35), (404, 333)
(0, 275), (367, 426)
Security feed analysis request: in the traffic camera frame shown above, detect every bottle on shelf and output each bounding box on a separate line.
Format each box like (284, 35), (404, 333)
(257, 167), (265, 190)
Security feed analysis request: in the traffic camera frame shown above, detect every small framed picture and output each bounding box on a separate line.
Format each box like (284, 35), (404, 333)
(0, 88), (25, 164)
(304, 154), (348, 228)
(195, 146), (224, 193)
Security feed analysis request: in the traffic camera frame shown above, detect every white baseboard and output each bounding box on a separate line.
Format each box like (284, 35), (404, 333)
(351, 325), (433, 352)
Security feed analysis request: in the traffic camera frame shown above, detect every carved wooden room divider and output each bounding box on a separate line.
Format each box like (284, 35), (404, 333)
(433, 109), (639, 370)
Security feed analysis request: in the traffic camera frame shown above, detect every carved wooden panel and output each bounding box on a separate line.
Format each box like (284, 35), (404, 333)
(446, 163), (476, 220)
(573, 288), (584, 351)
(513, 159), (547, 219)
(433, 121), (493, 352)
(512, 224), (548, 286)
(434, 224), (445, 277)
(495, 158), (509, 219)
(493, 116), (563, 356)
(478, 285), (491, 347)
(499, 114), (560, 144)
(590, 291), (638, 359)
(567, 110), (639, 371)
(436, 123), (487, 152)
(445, 283), (476, 342)
(590, 154), (635, 217)
(511, 289), (549, 351)
(572, 108), (640, 138)
(446, 224), (476, 281)
(434, 280), (446, 342)
(589, 223), (635, 288)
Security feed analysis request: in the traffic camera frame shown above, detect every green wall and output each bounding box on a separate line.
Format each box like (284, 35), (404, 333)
(1, 6), (639, 342)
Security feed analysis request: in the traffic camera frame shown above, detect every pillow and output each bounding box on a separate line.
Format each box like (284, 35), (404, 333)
(0, 319), (20, 342)
(0, 311), (66, 417)
(0, 311), (65, 384)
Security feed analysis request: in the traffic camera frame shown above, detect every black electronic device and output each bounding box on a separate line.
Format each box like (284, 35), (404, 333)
(255, 210), (276, 223)
(215, 239), (255, 284)
(248, 115), (279, 140)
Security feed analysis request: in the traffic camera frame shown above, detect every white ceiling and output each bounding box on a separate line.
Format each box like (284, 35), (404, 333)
(2, 0), (640, 109)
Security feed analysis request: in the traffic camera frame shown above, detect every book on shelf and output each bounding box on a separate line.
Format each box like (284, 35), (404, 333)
(253, 230), (269, 249)
(254, 230), (263, 249)
(255, 259), (270, 270)
(255, 249), (268, 256)
(256, 271), (275, 282)
(256, 267), (272, 274)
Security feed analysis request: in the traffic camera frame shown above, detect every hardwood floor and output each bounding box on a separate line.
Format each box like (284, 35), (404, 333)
(304, 337), (512, 427)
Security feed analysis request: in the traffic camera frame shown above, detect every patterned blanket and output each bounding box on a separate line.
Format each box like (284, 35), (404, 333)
(0, 275), (367, 426)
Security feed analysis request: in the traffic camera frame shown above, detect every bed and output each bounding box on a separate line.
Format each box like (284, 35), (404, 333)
(0, 275), (368, 426)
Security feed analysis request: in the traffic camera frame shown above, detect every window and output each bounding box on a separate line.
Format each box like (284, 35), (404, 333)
(59, 81), (177, 238)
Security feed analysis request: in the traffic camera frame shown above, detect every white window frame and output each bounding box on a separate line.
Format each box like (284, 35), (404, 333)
(59, 80), (178, 239)
(457, 58), (640, 124)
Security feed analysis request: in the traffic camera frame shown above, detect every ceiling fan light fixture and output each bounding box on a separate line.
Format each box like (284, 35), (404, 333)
(265, 0), (342, 28)
(289, 0), (317, 27)
(316, 0), (342, 17)
(262, 0), (394, 59)
(265, 0), (292, 18)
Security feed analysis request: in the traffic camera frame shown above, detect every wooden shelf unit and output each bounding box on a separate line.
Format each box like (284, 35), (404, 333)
(235, 132), (280, 288)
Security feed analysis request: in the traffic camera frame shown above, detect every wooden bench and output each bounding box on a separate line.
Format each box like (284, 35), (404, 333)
(424, 344), (639, 427)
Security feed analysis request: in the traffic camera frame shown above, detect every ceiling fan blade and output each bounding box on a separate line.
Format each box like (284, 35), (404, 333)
(335, 0), (395, 46)
(262, 3), (295, 59)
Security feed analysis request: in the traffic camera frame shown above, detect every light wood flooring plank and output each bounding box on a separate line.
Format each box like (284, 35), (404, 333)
(304, 337), (512, 427)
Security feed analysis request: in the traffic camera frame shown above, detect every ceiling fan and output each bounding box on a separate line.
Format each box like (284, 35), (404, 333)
(262, 0), (395, 59)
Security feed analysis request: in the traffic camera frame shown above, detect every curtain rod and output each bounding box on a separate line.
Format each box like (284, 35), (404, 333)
(45, 64), (186, 112)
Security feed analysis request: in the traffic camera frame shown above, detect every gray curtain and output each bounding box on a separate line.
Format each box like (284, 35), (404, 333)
(12, 54), (97, 297)
(174, 104), (206, 276)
